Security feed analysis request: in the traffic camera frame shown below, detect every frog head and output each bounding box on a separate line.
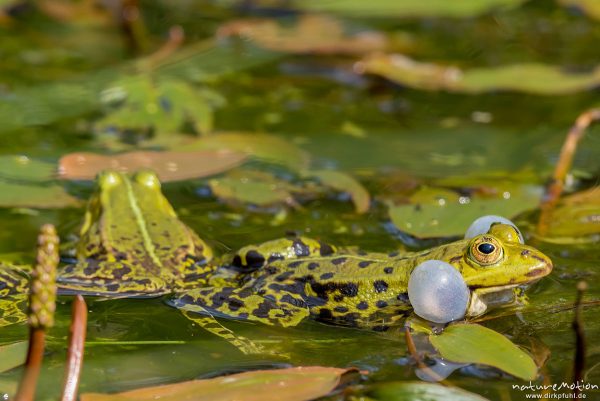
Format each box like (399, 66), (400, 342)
(420, 223), (552, 318)
(458, 223), (552, 288)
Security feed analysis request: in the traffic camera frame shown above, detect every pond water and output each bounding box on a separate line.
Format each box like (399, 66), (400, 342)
(0, 1), (599, 400)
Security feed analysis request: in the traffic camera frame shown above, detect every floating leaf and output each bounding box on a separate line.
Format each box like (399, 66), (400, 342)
(58, 150), (246, 182)
(358, 54), (600, 95)
(295, 0), (526, 17)
(387, 185), (541, 238)
(558, 0), (600, 20)
(0, 341), (28, 373)
(429, 323), (537, 380)
(98, 77), (223, 136)
(184, 132), (310, 172)
(364, 381), (489, 401)
(208, 170), (295, 207)
(81, 366), (358, 401)
(0, 155), (56, 182)
(0, 181), (79, 208)
(542, 187), (600, 241)
(218, 15), (387, 55)
(307, 170), (370, 213)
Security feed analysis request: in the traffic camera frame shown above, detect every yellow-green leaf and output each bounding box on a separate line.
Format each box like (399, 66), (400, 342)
(542, 187), (600, 242)
(429, 323), (537, 380)
(81, 366), (358, 401)
(359, 54), (600, 95)
(0, 341), (28, 373)
(308, 170), (370, 213)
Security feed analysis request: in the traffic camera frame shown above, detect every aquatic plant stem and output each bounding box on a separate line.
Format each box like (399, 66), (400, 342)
(60, 295), (88, 401)
(14, 224), (59, 401)
(139, 25), (185, 72)
(14, 329), (45, 401)
(404, 327), (446, 383)
(572, 281), (587, 398)
(538, 108), (600, 236)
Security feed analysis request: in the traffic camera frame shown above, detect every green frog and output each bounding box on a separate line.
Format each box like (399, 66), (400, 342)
(57, 169), (216, 296)
(169, 223), (552, 334)
(0, 170), (332, 328)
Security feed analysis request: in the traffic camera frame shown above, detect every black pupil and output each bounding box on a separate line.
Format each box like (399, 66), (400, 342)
(478, 243), (495, 254)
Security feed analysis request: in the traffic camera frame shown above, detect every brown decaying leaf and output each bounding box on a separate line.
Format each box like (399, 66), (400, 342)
(80, 366), (358, 401)
(58, 150), (247, 182)
(217, 14), (387, 55)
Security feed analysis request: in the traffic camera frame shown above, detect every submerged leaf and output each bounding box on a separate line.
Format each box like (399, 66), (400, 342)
(208, 170), (295, 207)
(218, 15), (387, 55)
(558, 0), (600, 20)
(58, 150), (246, 182)
(184, 132), (310, 172)
(387, 185), (540, 238)
(542, 187), (600, 241)
(295, 0), (526, 17)
(358, 54), (600, 95)
(429, 323), (537, 380)
(98, 77), (223, 136)
(0, 341), (28, 373)
(80, 366), (358, 401)
(308, 170), (370, 213)
(364, 381), (490, 401)
(0, 181), (79, 208)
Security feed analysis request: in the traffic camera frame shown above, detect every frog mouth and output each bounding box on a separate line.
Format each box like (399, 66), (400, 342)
(466, 283), (522, 317)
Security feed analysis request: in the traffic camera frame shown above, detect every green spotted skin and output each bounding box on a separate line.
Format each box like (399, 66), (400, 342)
(57, 170), (216, 297)
(171, 225), (553, 331)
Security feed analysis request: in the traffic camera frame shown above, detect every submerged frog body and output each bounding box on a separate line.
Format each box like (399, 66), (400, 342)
(169, 224), (552, 332)
(57, 170), (215, 296)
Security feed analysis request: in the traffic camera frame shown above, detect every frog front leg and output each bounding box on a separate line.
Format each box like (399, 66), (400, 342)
(169, 284), (310, 327)
(466, 286), (527, 317)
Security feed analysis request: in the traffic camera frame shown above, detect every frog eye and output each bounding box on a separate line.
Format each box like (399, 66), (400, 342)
(469, 236), (503, 266)
(97, 170), (122, 187)
(134, 170), (161, 189)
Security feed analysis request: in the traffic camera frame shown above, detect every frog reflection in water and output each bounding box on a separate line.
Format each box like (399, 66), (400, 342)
(170, 223), (552, 336)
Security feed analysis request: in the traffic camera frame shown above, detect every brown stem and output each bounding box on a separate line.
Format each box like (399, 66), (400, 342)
(139, 25), (185, 72)
(404, 326), (447, 384)
(572, 281), (587, 398)
(60, 295), (88, 401)
(14, 329), (46, 401)
(119, 0), (148, 54)
(537, 108), (600, 236)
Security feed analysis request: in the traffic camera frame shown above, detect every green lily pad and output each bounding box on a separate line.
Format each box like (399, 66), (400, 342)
(295, 0), (526, 17)
(0, 155), (79, 208)
(0, 341), (28, 373)
(81, 366), (359, 401)
(364, 381), (490, 401)
(387, 186), (540, 238)
(307, 169), (370, 213)
(359, 54), (600, 95)
(184, 132), (310, 172)
(0, 155), (55, 182)
(429, 323), (537, 380)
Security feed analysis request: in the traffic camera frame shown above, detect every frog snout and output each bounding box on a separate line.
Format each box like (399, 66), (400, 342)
(522, 250), (553, 278)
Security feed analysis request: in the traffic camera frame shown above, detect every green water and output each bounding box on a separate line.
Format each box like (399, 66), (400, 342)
(0, 1), (599, 400)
